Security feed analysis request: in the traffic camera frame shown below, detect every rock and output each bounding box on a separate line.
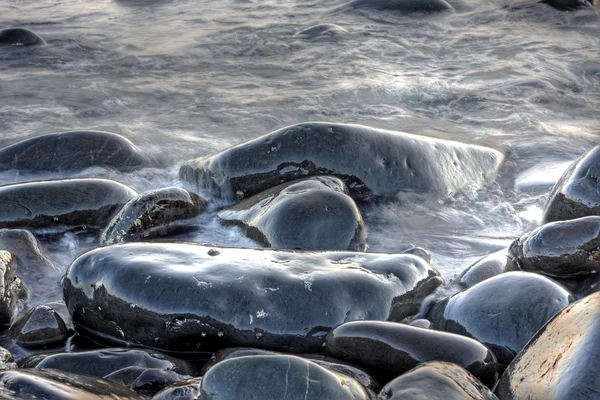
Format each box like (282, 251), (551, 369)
(200, 355), (373, 399)
(497, 292), (600, 400)
(101, 187), (206, 246)
(0, 130), (157, 173)
(378, 361), (498, 400)
(509, 216), (600, 278)
(180, 122), (503, 202)
(455, 250), (517, 287)
(63, 243), (443, 353)
(326, 320), (498, 387)
(294, 24), (347, 40)
(402, 246), (431, 263)
(0, 28), (45, 46)
(152, 377), (203, 400)
(10, 305), (68, 348)
(0, 347), (17, 371)
(0, 251), (28, 325)
(104, 367), (191, 396)
(0, 368), (141, 399)
(342, 0), (454, 12)
(218, 176), (366, 251)
(428, 271), (573, 365)
(408, 319), (431, 329)
(31, 348), (195, 378)
(540, 0), (593, 10)
(543, 146), (600, 223)
(0, 229), (56, 272)
(0, 178), (137, 231)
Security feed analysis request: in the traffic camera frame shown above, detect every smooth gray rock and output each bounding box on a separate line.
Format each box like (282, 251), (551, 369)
(428, 271), (573, 365)
(342, 0), (454, 12)
(10, 305), (68, 348)
(180, 122), (503, 202)
(402, 246), (431, 263)
(152, 377), (203, 400)
(218, 176), (366, 251)
(0, 251), (27, 325)
(63, 243), (443, 353)
(0, 28), (45, 46)
(456, 250), (517, 287)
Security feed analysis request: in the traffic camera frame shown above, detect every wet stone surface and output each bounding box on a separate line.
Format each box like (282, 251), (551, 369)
(10, 304), (69, 348)
(0, 28), (45, 46)
(455, 250), (518, 288)
(0, 250), (28, 326)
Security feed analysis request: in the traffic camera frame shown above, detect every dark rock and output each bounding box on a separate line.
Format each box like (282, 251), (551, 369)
(152, 377), (203, 400)
(218, 176), (366, 251)
(540, 0), (593, 10)
(0, 368), (141, 399)
(105, 366), (191, 395)
(456, 250), (517, 287)
(101, 187), (206, 246)
(0, 28), (45, 46)
(544, 146), (600, 223)
(10, 305), (68, 348)
(63, 243), (443, 353)
(509, 216), (600, 277)
(378, 361), (498, 400)
(32, 348), (195, 378)
(326, 320), (498, 387)
(0, 178), (137, 231)
(200, 355), (373, 399)
(294, 24), (347, 40)
(402, 246), (431, 263)
(0, 251), (27, 325)
(0, 130), (157, 173)
(342, 0), (454, 12)
(0, 347), (17, 371)
(428, 271), (573, 365)
(497, 292), (600, 400)
(180, 122), (503, 202)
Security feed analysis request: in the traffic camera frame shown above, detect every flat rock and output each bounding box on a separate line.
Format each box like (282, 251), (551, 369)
(455, 250), (517, 287)
(0, 250), (28, 325)
(497, 292), (600, 400)
(152, 377), (203, 400)
(200, 355), (374, 399)
(0, 130), (157, 173)
(428, 271), (573, 365)
(0, 178), (138, 231)
(218, 176), (366, 251)
(10, 304), (68, 348)
(0, 28), (45, 46)
(342, 0), (454, 12)
(101, 187), (206, 246)
(63, 243), (443, 353)
(326, 320), (498, 387)
(180, 122), (503, 202)
(378, 361), (498, 400)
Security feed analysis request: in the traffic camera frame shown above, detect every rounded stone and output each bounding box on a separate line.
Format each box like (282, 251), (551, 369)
(402, 246), (431, 263)
(0, 28), (45, 46)
(10, 305), (68, 348)
(294, 24), (347, 40)
(152, 377), (203, 400)
(104, 366), (191, 396)
(342, 0), (454, 12)
(455, 250), (517, 287)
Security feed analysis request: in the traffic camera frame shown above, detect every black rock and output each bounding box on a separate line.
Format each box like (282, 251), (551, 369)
(152, 377), (203, 400)
(10, 305), (68, 348)
(63, 243), (443, 353)
(0, 130), (157, 173)
(0, 368), (141, 399)
(101, 187), (206, 246)
(428, 271), (573, 365)
(294, 24), (347, 40)
(544, 146), (600, 223)
(402, 246), (431, 263)
(31, 348), (195, 378)
(0, 251), (28, 325)
(497, 292), (600, 400)
(540, 0), (593, 10)
(200, 355), (374, 399)
(342, 0), (454, 12)
(378, 361), (498, 400)
(456, 250), (517, 288)
(180, 122), (503, 202)
(0, 28), (45, 46)
(105, 366), (191, 396)
(218, 176), (366, 251)
(0, 178), (138, 231)
(0, 347), (17, 371)
(325, 320), (498, 387)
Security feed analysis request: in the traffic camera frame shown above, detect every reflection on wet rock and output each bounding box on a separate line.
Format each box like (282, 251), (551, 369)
(218, 176), (366, 251)
(456, 250), (517, 287)
(0, 250), (28, 326)
(10, 305), (68, 348)
(180, 122), (503, 202)
(0, 28), (45, 46)
(63, 243), (443, 353)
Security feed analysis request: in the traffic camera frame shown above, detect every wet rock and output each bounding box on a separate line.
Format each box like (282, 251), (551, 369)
(152, 377), (203, 400)
(63, 243), (443, 353)
(180, 122), (503, 202)
(218, 176), (366, 251)
(428, 271), (573, 365)
(10, 305), (68, 348)
(509, 216), (600, 277)
(101, 187), (206, 246)
(0, 178), (137, 231)
(0, 347), (17, 371)
(343, 0), (454, 12)
(200, 355), (373, 399)
(378, 361), (498, 400)
(105, 366), (191, 396)
(0, 229), (56, 271)
(543, 146), (600, 223)
(0, 28), (45, 46)
(326, 320), (498, 387)
(540, 0), (593, 10)
(0, 251), (28, 325)
(0, 130), (157, 173)
(0, 368), (141, 399)
(31, 348), (195, 378)
(408, 318), (431, 329)
(455, 250), (517, 287)
(497, 292), (600, 400)
(402, 246), (431, 263)
(294, 24), (347, 40)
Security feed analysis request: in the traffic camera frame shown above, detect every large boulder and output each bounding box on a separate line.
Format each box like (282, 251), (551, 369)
(428, 271), (572, 365)
(497, 292), (600, 400)
(0, 131), (157, 173)
(0, 28), (45, 46)
(180, 122), (503, 202)
(10, 304), (69, 348)
(0, 250), (28, 326)
(0, 178), (137, 231)
(63, 243), (443, 353)
(218, 176), (366, 251)
(100, 187), (206, 246)
(325, 320), (498, 387)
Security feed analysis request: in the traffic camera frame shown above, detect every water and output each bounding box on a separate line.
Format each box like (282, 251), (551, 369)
(0, 0), (599, 319)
